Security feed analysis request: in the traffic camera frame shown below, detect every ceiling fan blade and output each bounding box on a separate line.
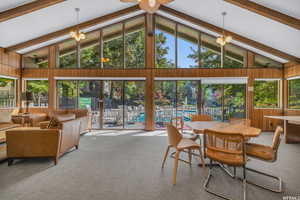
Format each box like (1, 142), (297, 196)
(158, 0), (174, 4)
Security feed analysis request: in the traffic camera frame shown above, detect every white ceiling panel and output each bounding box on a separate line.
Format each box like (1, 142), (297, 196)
(0, 0), (132, 47)
(250, 0), (300, 19)
(0, 0), (35, 12)
(0, 0), (299, 61)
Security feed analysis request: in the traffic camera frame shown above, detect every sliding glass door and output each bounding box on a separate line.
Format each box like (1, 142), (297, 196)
(154, 81), (176, 128)
(103, 81), (124, 129)
(224, 84), (246, 120)
(57, 79), (145, 130)
(103, 80), (146, 129)
(202, 84), (223, 121)
(202, 84), (246, 121)
(124, 81), (145, 129)
(79, 81), (101, 129)
(154, 80), (246, 128)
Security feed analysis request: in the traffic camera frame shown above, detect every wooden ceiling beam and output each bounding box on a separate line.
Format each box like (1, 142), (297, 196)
(0, 0), (66, 23)
(224, 0), (300, 31)
(159, 5), (300, 63)
(6, 5), (140, 53)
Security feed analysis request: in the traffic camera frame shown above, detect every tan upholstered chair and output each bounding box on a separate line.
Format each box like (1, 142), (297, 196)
(230, 118), (251, 127)
(191, 114), (212, 122)
(203, 129), (247, 200)
(245, 126), (283, 193)
(162, 124), (205, 185)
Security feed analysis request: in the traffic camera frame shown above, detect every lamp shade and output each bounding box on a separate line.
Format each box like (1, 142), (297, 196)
(21, 92), (33, 101)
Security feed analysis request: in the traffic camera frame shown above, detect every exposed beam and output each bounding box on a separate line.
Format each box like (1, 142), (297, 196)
(224, 0), (300, 31)
(6, 5), (140, 52)
(0, 0), (66, 23)
(159, 5), (300, 63)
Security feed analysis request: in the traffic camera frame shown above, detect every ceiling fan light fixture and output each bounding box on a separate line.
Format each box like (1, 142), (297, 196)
(70, 8), (85, 42)
(216, 12), (232, 46)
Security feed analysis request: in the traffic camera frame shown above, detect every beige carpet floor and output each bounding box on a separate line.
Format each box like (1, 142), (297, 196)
(0, 130), (299, 200)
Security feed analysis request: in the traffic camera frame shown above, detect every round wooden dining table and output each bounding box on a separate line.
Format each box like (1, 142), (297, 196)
(185, 121), (262, 138)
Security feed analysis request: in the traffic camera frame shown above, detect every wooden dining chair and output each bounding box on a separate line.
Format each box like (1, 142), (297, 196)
(245, 126), (283, 193)
(170, 117), (198, 141)
(229, 118), (251, 127)
(191, 114), (212, 122)
(162, 124), (205, 185)
(203, 129), (247, 200)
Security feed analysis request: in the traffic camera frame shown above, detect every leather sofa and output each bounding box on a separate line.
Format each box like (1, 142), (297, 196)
(6, 118), (81, 165)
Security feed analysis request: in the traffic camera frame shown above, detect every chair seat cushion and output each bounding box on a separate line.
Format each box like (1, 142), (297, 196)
(206, 149), (245, 166)
(177, 138), (200, 150)
(246, 143), (275, 161)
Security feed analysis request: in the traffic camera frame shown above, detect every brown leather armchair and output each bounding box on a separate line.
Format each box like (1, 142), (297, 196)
(6, 119), (81, 166)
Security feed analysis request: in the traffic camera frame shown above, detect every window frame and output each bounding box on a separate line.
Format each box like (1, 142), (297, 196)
(253, 78), (282, 109)
(0, 75), (17, 109)
(287, 76), (300, 110)
(22, 47), (50, 69)
(24, 78), (49, 108)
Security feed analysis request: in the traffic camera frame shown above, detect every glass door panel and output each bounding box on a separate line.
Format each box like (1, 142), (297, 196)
(124, 81), (145, 129)
(202, 84), (223, 120)
(103, 81), (124, 129)
(224, 84), (246, 121)
(154, 81), (176, 128)
(57, 80), (78, 109)
(176, 81), (199, 125)
(79, 81), (101, 129)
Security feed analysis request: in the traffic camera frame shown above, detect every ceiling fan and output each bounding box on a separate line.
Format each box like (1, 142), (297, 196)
(121, 0), (174, 13)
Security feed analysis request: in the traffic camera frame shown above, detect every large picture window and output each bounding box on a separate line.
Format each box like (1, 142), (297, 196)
(125, 17), (145, 68)
(254, 54), (282, 68)
(0, 77), (16, 108)
(80, 31), (100, 68)
(177, 25), (199, 68)
(200, 34), (222, 68)
(58, 39), (78, 68)
(254, 79), (280, 108)
(288, 78), (300, 109)
(26, 80), (48, 107)
(23, 48), (49, 68)
(224, 44), (246, 68)
(155, 17), (176, 68)
(103, 23), (124, 69)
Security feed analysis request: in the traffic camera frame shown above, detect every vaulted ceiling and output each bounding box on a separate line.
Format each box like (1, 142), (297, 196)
(0, 0), (299, 62)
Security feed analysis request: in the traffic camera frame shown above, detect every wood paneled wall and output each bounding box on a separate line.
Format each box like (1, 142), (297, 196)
(0, 48), (21, 77)
(0, 48), (21, 107)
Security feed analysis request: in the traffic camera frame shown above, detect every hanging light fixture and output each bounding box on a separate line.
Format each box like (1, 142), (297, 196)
(121, 0), (174, 13)
(70, 8), (86, 42)
(216, 12), (232, 46)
